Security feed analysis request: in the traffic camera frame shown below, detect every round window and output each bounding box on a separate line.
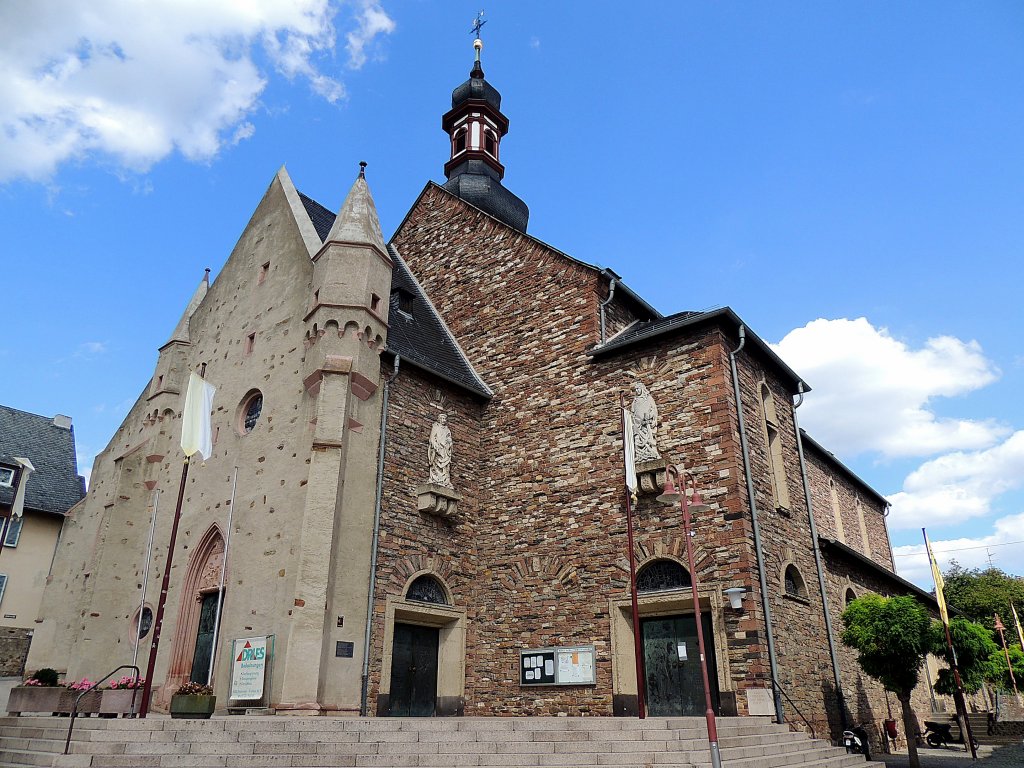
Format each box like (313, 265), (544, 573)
(238, 391), (264, 434)
(133, 606), (153, 640)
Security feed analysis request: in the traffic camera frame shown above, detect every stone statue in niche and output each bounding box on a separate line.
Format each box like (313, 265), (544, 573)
(630, 381), (662, 462)
(428, 413), (454, 488)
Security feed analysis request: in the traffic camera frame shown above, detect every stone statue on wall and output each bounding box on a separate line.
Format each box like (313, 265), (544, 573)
(428, 413), (454, 488)
(630, 381), (662, 462)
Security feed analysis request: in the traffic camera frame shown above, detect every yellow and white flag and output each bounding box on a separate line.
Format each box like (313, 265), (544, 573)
(1011, 602), (1024, 652)
(181, 373), (216, 460)
(9, 457), (36, 519)
(623, 408), (638, 499)
(923, 528), (950, 627)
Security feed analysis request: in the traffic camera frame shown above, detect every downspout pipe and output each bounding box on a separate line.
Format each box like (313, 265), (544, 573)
(728, 324), (785, 725)
(793, 382), (848, 732)
(599, 275), (617, 344)
(361, 353), (400, 716)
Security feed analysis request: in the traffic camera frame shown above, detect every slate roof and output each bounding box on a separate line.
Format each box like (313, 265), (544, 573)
(0, 405), (86, 517)
(590, 307), (809, 393)
(298, 192), (492, 399)
(818, 536), (944, 612)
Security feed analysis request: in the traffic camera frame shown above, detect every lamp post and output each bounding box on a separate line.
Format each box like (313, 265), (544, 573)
(657, 464), (722, 768)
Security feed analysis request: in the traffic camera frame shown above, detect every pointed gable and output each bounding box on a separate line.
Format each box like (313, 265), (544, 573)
(323, 174), (388, 256)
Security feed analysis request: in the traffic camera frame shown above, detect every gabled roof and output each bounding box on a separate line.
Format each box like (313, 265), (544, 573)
(590, 307), (809, 393)
(393, 182), (663, 321)
(297, 191), (491, 399)
(0, 405), (86, 516)
(800, 430), (889, 508)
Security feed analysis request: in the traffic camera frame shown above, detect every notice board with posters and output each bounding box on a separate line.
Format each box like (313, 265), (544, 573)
(519, 645), (596, 686)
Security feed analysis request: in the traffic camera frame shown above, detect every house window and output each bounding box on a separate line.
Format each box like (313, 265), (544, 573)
(371, 293), (381, 312)
(784, 564), (807, 599)
(760, 383), (790, 511)
(0, 468), (13, 487)
(406, 575), (448, 605)
(3, 516), (23, 548)
(244, 333), (256, 355)
(845, 588), (857, 607)
(258, 261), (270, 285)
(0, 574), (7, 607)
(155, 375), (164, 391)
(637, 559), (691, 592)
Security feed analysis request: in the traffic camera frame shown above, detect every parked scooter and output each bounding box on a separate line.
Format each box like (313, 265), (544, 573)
(922, 716), (979, 749)
(843, 724), (872, 760)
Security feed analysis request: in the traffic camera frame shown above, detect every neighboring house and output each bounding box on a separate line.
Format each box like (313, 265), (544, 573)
(27, 38), (947, 741)
(0, 406), (86, 675)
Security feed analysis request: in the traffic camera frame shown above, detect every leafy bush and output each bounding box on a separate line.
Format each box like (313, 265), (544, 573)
(25, 668), (60, 687)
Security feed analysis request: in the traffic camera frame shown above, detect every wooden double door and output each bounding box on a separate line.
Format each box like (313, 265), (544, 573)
(388, 623), (439, 716)
(641, 613), (721, 717)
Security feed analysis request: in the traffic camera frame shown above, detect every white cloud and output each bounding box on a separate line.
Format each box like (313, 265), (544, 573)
(773, 318), (1004, 458)
(891, 512), (1024, 587)
(887, 431), (1024, 529)
(0, 1), (394, 182)
(345, 1), (396, 69)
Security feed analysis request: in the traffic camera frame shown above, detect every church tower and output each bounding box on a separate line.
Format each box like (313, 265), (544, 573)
(441, 32), (529, 232)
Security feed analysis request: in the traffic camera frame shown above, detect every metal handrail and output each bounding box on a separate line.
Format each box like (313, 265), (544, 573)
(772, 676), (817, 740)
(64, 665), (141, 754)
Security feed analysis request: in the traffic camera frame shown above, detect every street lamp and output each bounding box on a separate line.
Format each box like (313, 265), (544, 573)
(657, 464), (722, 768)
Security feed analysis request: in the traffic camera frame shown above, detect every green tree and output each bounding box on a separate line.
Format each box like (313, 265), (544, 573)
(928, 618), (998, 695)
(842, 594), (932, 768)
(942, 562), (1024, 630)
(986, 644), (1024, 692)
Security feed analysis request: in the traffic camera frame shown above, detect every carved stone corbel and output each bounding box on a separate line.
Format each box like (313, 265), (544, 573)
(636, 458), (672, 495)
(416, 483), (462, 518)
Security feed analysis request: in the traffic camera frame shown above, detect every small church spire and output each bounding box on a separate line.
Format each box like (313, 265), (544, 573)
(164, 269), (210, 346)
(323, 163), (387, 255)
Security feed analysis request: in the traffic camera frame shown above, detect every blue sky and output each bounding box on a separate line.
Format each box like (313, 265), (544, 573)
(1, 1), (1022, 588)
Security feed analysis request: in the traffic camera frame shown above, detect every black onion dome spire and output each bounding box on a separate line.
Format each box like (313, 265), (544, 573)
(441, 33), (529, 232)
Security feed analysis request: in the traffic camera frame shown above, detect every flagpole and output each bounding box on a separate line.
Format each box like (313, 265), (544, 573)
(132, 489), (161, 672)
(620, 392), (646, 719)
(1012, 603), (1024, 654)
(139, 455), (191, 717)
(923, 528), (978, 759)
(207, 467), (237, 685)
(140, 363), (214, 717)
(993, 613), (1021, 704)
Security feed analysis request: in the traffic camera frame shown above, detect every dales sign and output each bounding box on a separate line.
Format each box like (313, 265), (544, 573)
(230, 636), (268, 700)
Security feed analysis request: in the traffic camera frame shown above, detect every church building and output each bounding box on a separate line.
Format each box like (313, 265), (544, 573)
(28, 36), (942, 741)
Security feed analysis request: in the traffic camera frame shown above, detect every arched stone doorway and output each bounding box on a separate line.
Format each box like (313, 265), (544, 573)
(165, 526), (225, 699)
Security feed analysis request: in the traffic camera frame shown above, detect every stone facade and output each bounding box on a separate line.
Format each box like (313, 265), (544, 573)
(24, 50), (960, 746)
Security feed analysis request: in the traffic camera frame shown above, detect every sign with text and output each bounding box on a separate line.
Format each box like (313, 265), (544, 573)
(520, 645), (596, 686)
(230, 635), (268, 700)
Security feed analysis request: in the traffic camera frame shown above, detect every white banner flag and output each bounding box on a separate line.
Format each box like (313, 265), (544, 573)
(181, 373), (216, 460)
(10, 457), (36, 519)
(623, 409), (638, 496)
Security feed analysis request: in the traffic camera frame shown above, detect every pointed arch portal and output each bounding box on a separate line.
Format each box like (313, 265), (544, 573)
(167, 525), (226, 692)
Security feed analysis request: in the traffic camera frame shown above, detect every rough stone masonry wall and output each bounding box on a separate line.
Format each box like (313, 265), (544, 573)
(369, 364), (485, 712)
(0, 627), (32, 677)
(729, 347), (838, 735)
(392, 186), (765, 715)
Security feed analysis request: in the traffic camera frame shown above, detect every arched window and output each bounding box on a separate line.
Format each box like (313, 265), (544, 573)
(238, 390), (263, 434)
(784, 564), (807, 599)
(484, 129), (497, 156)
(760, 383), (790, 511)
(636, 559), (691, 593)
(406, 575), (448, 605)
(844, 587), (857, 607)
(829, 476), (846, 542)
(453, 129), (467, 155)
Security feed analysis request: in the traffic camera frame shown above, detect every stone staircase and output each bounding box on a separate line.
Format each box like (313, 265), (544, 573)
(966, 712), (1023, 746)
(0, 715), (880, 768)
